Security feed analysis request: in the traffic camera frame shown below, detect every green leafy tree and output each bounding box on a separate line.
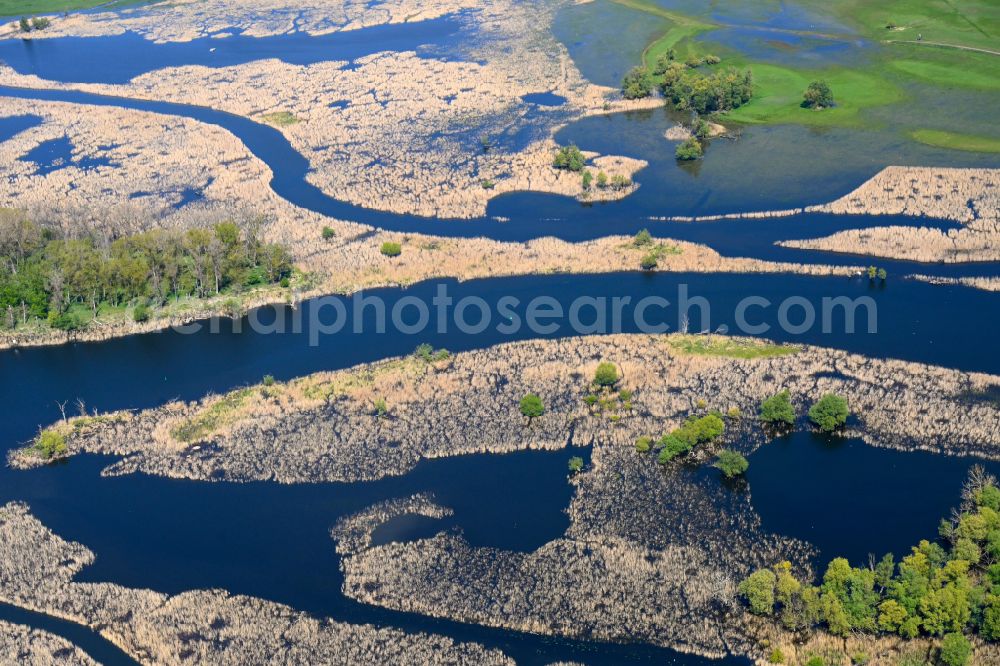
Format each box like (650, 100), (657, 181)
(322, 226), (336, 240)
(553, 145), (586, 172)
(809, 394), (849, 432)
(739, 569), (777, 615)
(635, 435), (652, 453)
(581, 170), (593, 190)
(980, 594), (1000, 640)
(380, 241), (402, 257)
(877, 599), (908, 632)
(621, 66), (654, 99)
(760, 390), (795, 425)
(633, 229), (653, 247)
(19, 17), (30, 32)
(132, 303), (150, 323)
(35, 430), (66, 459)
(593, 362), (619, 387)
(568, 456), (584, 473)
(714, 450), (749, 478)
(519, 394), (545, 422)
(939, 632), (971, 666)
(640, 253), (658, 270)
(820, 591), (851, 635)
(675, 137), (703, 161)
(803, 80), (834, 108)
(596, 171), (609, 188)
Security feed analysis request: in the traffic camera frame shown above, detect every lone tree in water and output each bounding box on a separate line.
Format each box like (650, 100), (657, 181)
(808, 393), (849, 432)
(714, 450), (749, 478)
(621, 66), (654, 99)
(760, 389), (795, 426)
(568, 456), (585, 474)
(593, 362), (619, 387)
(803, 80), (834, 108)
(519, 393), (545, 423)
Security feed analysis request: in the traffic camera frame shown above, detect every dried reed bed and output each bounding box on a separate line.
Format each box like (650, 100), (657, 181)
(780, 218), (1000, 263)
(0, 98), (273, 216)
(0, 0), (653, 219)
(816, 167), (999, 224)
(0, 502), (513, 665)
(331, 493), (452, 555)
(15, 334), (999, 482)
(781, 167), (1000, 263)
(0, 0), (482, 42)
(0, 618), (100, 665)
(909, 274), (1000, 292)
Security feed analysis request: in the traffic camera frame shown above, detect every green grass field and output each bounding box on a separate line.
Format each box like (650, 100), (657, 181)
(723, 64), (903, 127)
(619, 0), (999, 144)
(0, 0), (144, 18)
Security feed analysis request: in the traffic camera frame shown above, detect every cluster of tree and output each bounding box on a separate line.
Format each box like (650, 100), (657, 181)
(19, 16), (51, 32)
(758, 389), (849, 432)
(583, 170), (633, 192)
(553, 145), (586, 172)
(412, 343), (450, 363)
(866, 265), (888, 282)
(0, 210), (291, 331)
(660, 63), (753, 115)
(739, 469), (1000, 666)
(652, 49), (720, 75)
(803, 80), (834, 109)
(582, 363), (635, 422)
(621, 66), (655, 100)
(634, 412), (726, 463)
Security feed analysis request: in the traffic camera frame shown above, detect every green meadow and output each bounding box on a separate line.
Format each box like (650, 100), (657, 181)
(614, 0), (999, 145)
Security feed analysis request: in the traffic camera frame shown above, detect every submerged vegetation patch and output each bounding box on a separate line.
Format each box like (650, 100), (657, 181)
(909, 129), (1000, 154)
